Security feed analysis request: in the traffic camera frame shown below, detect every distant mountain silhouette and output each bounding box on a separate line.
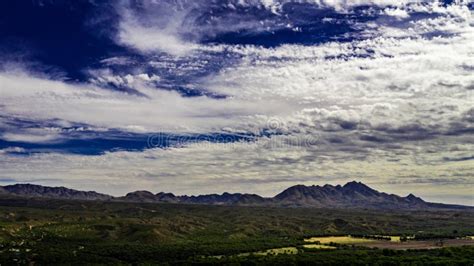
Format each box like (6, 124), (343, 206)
(180, 192), (266, 206)
(2, 184), (112, 201)
(120, 190), (158, 203)
(118, 191), (265, 205)
(274, 181), (428, 208)
(0, 181), (471, 210)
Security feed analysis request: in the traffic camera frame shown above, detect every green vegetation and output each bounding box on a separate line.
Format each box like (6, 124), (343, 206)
(0, 197), (473, 264)
(235, 247), (299, 257)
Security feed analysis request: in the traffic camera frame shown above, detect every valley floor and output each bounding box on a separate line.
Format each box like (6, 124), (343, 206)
(0, 197), (473, 264)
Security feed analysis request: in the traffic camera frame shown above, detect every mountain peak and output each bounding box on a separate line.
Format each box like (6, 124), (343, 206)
(342, 181), (379, 197)
(125, 190), (155, 197)
(123, 191), (157, 202)
(406, 193), (425, 203)
(343, 181), (367, 188)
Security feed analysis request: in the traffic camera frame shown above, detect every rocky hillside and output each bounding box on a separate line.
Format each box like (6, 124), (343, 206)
(2, 184), (113, 201)
(274, 181), (427, 208)
(0, 181), (471, 210)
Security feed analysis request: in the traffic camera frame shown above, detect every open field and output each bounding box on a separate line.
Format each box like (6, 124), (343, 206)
(304, 236), (375, 244)
(0, 196), (473, 264)
(359, 238), (474, 250)
(303, 235), (474, 250)
(302, 244), (337, 249)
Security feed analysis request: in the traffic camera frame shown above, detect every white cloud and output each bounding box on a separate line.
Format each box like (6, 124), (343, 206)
(0, 69), (295, 134)
(1, 1), (472, 204)
(251, 0), (428, 12)
(1, 132), (60, 143)
(112, 1), (471, 57)
(0, 147), (25, 154)
(117, 12), (198, 56)
(1, 3), (472, 137)
(100, 56), (134, 66)
(384, 8), (410, 19)
(0, 134), (472, 204)
(114, 1), (201, 56)
(200, 3), (473, 134)
(87, 68), (160, 88)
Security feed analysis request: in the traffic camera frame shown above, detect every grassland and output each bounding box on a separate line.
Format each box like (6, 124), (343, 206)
(0, 196), (473, 264)
(302, 244), (337, 249)
(304, 236), (375, 244)
(302, 235), (474, 250)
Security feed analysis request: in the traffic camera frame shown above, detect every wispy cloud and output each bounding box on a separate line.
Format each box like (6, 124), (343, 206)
(116, 6), (198, 56)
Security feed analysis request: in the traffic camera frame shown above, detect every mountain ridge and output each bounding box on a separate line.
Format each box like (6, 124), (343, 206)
(1, 181), (471, 210)
(2, 183), (113, 201)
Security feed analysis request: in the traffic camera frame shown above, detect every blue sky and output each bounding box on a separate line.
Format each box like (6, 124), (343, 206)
(0, 0), (473, 205)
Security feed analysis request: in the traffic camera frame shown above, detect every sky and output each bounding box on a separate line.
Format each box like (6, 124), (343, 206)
(0, 0), (473, 205)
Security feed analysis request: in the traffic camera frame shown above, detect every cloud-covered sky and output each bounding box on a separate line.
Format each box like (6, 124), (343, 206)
(0, 0), (472, 205)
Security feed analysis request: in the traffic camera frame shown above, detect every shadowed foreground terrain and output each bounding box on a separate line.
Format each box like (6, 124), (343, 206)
(0, 197), (473, 264)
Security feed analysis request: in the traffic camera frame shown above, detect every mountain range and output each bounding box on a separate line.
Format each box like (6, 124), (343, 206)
(0, 181), (471, 210)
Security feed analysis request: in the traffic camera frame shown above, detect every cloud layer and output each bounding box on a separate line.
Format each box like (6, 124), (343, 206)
(0, 0), (472, 205)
